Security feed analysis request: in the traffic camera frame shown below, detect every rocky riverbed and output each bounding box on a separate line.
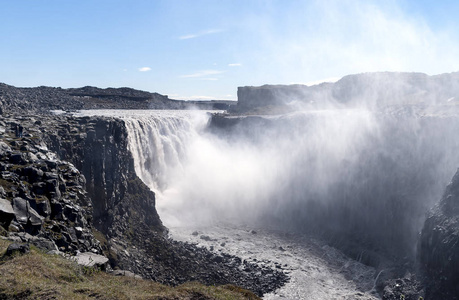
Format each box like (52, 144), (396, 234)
(165, 223), (380, 300)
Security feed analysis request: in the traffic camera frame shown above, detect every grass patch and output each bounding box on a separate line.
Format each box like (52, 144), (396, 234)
(0, 179), (15, 193)
(0, 240), (260, 299)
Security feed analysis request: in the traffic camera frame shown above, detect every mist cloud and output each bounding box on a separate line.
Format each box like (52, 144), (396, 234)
(236, 0), (459, 84)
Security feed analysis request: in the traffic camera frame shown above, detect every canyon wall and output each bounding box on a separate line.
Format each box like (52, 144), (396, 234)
(419, 169), (459, 299)
(233, 72), (459, 114)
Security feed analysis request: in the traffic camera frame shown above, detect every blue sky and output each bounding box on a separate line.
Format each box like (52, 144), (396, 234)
(1, 0), (459, 100)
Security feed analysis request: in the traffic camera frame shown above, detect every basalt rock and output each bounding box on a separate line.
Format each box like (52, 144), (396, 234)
(74, 252), (110, 270)
(0, 198), (14, 229)
(0, 116), (103, 255)
(39, 114), (286, 295)
(0, 111), (285, 296)
(42, 115), (164, 236)
(419, 168), (459, 299)
(5, 243), (30, 256)
(0, 83), (234, 114)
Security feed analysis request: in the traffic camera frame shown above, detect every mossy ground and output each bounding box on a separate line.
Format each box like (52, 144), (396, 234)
(0, 239), (260, 300)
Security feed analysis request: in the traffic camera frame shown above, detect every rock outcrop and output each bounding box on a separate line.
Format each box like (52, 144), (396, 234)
(0, 83), (234, 114)
(233, 72), (459, 114)
(0, 112), (287, 296)
(42, 114), (286, 295)
(419, 169), (459, 299)
(0, 116), (102, 254)
(42, 115), (164, 236)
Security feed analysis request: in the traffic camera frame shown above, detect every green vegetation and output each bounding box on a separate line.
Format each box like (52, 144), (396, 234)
(0, 239), (260, 300)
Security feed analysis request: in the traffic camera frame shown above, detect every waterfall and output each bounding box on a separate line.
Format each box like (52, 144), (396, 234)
(123, 111), (207, 192)
(76, 109), (459, 259)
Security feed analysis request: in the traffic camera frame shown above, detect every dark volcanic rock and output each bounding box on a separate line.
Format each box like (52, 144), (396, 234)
(0, 116), (103, 255)
(37, 114), (284, 295)
(0, 198), (14, 231)
(0, 86), (278, 295)
(419, 169), (459, 299)
(5, 243), (30, 256)
(382, 275), (425, 300)
(43, 116), (164, 236)
(0, 83), (234, 114)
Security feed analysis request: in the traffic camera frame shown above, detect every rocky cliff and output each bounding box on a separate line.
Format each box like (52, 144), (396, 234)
(0, 83), (234, 113)
(419, 169), (459, 299)
(0, 115), (103, 255)
(233, 72), (459, 114)
(0, 111), (286, 296)
(42, 115), (163, 235)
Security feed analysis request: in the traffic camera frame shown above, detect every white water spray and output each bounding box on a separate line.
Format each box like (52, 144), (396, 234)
(75, 108), (459, 259)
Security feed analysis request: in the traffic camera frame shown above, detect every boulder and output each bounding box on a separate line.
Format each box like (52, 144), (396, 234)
(22, 166), (44, 181)
(12, 197), (44, 227)
(28, 206), (44, 226)
(29, 237), (58, 252)
(74, 252), (109, 270)
(35, 199), (51, 217)
(0, 141), (11, 155)
(111, 269), (143, 279)
(5, 243), (30, 256)
(9, 153), (26, 165)
(0, 198), (14, 229)
(12, 197), (28, 225)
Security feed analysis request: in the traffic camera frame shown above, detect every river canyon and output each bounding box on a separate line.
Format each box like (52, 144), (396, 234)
(1, 72), (459, 299)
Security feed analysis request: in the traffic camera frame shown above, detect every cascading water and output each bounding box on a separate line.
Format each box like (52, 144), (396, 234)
(76, 109), (459, 257)
(123, 111), (205, 192)
(75, 107), (459, 299)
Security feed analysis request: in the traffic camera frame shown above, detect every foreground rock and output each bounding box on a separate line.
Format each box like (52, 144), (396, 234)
(74, 252), (110, 270)
(419, 168), (459, 299)
(5, 243), (30, 256)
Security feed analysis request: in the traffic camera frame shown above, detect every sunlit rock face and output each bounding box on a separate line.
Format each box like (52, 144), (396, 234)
(419, 169), (459, 299)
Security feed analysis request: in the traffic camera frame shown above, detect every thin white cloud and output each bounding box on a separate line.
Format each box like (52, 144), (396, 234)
(179, 34), (198, 40)
(228, 63), (242, 67)
(138, 67), (151, 72)
(179, 29), (223, 40)
(180, 70), (225, 78)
